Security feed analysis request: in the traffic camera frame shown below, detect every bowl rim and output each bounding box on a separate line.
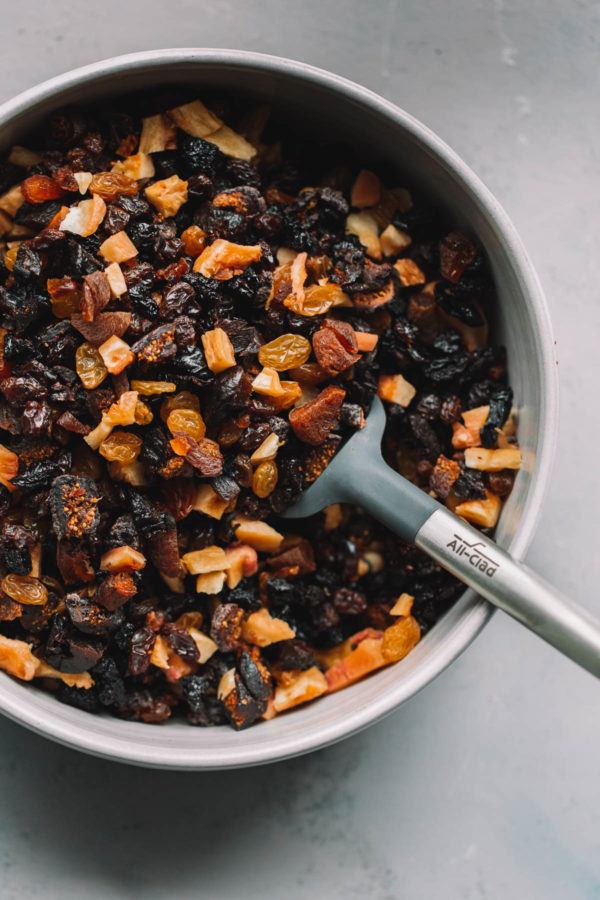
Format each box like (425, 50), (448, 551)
(0, 48), (559, 769)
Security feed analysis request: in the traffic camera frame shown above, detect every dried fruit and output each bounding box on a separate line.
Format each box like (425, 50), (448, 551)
(98, 431), (142, 463)
(193, 239), (262, 279)
(1, 574), (48, 606)
(145, 174), (188, 218)
(75, 342), (108, 388)
(289, 385), (346, 445)
(59, 194), (106, 236)
(99, 230), (138, 263)
(258, 334), (311, 371)
(166, 407), (206, 441)
(252, 460), (278, 497)
(242, 608), (295, 647)
(377, 374), (416, 407)
(21, 174), (64, 204)
(130, 380), (176, 396)
(98, 335), (135, 374)
(201, 328), (236, 373)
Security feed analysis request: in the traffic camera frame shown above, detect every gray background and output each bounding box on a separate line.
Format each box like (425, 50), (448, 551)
(1, 1), (599, 897)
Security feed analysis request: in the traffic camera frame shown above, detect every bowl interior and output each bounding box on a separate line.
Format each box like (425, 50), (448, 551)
(0, 51), (557, 768)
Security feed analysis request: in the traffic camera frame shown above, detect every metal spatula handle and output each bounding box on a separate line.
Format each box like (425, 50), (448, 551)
(341, 459), (600, 677)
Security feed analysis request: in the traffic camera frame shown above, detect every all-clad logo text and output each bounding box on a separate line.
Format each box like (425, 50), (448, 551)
(446, 534), (499, 577)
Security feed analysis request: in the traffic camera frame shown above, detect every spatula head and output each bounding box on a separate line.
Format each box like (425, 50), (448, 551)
(281, 395), (387, 518)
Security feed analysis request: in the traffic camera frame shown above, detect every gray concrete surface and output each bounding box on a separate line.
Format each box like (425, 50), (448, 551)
(0, 1), (599, 897)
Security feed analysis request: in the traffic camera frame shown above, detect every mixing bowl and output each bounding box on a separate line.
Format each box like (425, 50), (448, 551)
(0, 49), (558, 769)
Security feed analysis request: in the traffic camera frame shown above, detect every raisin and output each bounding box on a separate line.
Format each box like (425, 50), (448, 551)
(488, 469), (515, 498)
(21, 174), (64, 204)
(480, 387), (513, 448)
(252, 460), (278, 498)
(258, 333), (311, 371)
(332, 588), (367, 616)
(210, 603), (244, 652)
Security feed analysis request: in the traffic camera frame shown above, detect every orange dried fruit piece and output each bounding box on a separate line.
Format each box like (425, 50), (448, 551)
(104, 262), (127, 298)
(84, 391), (139, 449)
(381, 615), (421, 662)
(111, 152), (155, 180)
(355, 331), (379, 352)
(21, 174), (64, 204)
(192, 484), (229, 520)
(193, 239), (262, 279)
(272, 666), (328, 713)
(59, 194), (106, 237)
(464, 447), (522, 471)
(98, 335), (135, 374)
(0, 634), (40, 680)
(455, 490), (502, 528)
(241, 608), (295, 647)
(274, 381), (302, 410)
(89, 171), (139, 201)
(166, 407), (206, 441)
(160, 390), (201, 422)
(258, 333), (311, 371)
(201, 328), (236, 373)
(139, 114), (177, 154)
(325, 633), (386, 693)
(389, 593), (415, 617)
(182, 546), (228, 575)
(350, 169), (381, 208)
(394, 258), (426, 287)
(47, 276), (80, 318)
(145, 174), (188, 218)
(99, 230), (138, 264)
(451, 405), (490, 449)
(0, 444), (18, 491)
(377, 373), (416, 407)
(380, 223), (411, 256)
(75, 342), (108, 389)
(98, 431), (142, 463)
(1, 573), (48, 606)
(100, 545), (146, 572)
(224, 543), (258, 588)
(312, 326), (360, 376)
(288, 385), (346, 446)
(252, 367), (284, 397)
(346, 211), (381, 258)
(232, 517), (284, 553)
(3, 245), (19, 272)
(284, 282), (349, 317)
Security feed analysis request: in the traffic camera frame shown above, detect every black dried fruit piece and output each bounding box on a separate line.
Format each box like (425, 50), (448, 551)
(56, 539), (94, 584)
(92, 656), (128, 709)
(237, 646), (272, 703)
(147, 525), (185, 578)
(434, 282), (484, 326)
(332, 588), (367, 616)
(163, 623), (198, 663)
(0, 375), (46, 404)
(50, 475), (101, 541)
(128, 625), (156, 676)
(0, 524), (36, 575)
(480, 386), (513, 448)
(13, 243), (43, 281)
(44, 614), (105, 673)
(210, 603), (244, 652)
(131, 321), (178, 366)
(453, 469), (487, 500)
(220, 671), (264, 730)
(56, 684), (100, 713)
(276, 639), (316, 671)
(128, 490), (172, 538)
(65, 593), (124, 635)
(13, 458), (68, 496)
(178, 134), (224, 179)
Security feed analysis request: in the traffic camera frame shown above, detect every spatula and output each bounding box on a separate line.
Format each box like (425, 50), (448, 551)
(282, 395), (600, 676)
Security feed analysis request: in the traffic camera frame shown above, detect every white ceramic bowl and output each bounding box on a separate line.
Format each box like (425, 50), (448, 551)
(0, 49), (558, 769)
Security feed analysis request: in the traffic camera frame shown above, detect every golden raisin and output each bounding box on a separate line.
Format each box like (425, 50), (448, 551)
(75, 342), (108, 389)
(275, 381), (303, 410)
(252, 461), (279, 498)
(130, 380), (176, 396)
(98, 431), (142, 463)
(167, 408), (206, 441)
(1, 573), (48, 606)
(3, 246), (19, 272)
(89, 172), (139, 200)
(180, 225), (206, 256)
(134, 399), (153, 425)
(258, 334), (311, 371)
(160, 391), (201, 422)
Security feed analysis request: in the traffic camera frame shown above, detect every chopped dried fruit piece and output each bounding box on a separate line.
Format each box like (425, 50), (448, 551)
(0, 443), (18, 491)
(0, 634), (40, 680)
(75, 342), (108, 388)
(352, 278), (395, 309)
(233, 518), (283, 553)
(59, 194), (106, 236)
(0, 183), (24, 217)
(192, 483), (229, 520)
(100, 545), (146, 572)
(429, 454), (461, 499)
(99, 230), (138, 264)
(464, 447), (522, 471)
(393, 258), (426, 287)
(268, 538), (316, 576)
(196, 571), (227, 595)
(377, 374), (416, 407)
(170, 434), (223, 475)
(351, 169), (381, 208)
(389, 593), (415, 617)
(111, 152), (155, 180)
(145, 174), (188, 218)
(249, 432), (281, 465)
(21, 174), (64, 204)
(272, 666), (328, 712)
(208, 125), (256, 160)
(201, 328), (236, 373)
(380, 223), (411, 256)
(284, 283), (349, 317)
(346, 211), (381, 259)
(168, 99), (222, 137)
(211, 603), (244, 651)
(7, 146), (43, 167)
(98, 335), (135, 374)
(455, 490), (502, 528)
(73, 171), (93, 194)
(104, 262), (127, 298)
(289, 385), (346, 445)
(224, 543), (258, 588)
(451, 405), (490, 449)
(85, 391), (139, 449)
(1, 574), (48, 606)
(242, 608), (295, 647)
(252, 367), (284, 397)
(139, 114), (177, 153)
(381, 615), (421, 662)
(325, 633), (386, 693)
(72, 311), (132, 346)
(312, 326), (360, 375)
(193, 239), (262, 279)
(440, 231), (477, 283)
(182, 546), (227, 575)
(354, 331), (379, 352)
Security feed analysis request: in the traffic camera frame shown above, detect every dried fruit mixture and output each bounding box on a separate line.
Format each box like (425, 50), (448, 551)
(0, 93), (521, 728)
